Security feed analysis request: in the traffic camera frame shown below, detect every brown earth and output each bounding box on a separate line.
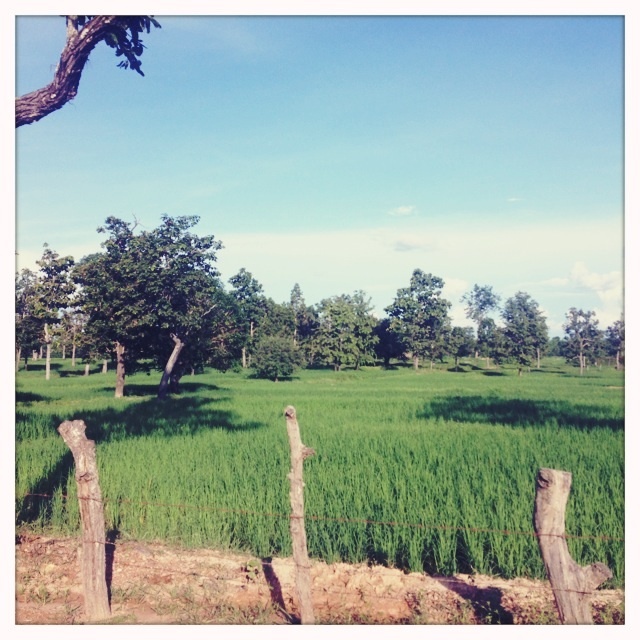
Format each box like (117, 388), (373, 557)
(14, 533), (624, 625)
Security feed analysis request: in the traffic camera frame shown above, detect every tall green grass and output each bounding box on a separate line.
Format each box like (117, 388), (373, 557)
(15, 357), (624, 586)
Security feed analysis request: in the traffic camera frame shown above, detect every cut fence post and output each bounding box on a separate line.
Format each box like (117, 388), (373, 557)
(284, 405), (315, 624)
(533, 467), (612, 624)
(58, 419), (111, 621)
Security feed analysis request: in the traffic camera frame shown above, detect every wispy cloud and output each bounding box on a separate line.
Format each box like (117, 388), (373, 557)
(393, 239), (432, 253)
(388, 205), (417, 217)
(507, 197), (524, 203)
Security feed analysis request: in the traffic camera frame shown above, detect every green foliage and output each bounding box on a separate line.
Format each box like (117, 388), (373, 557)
(252, 335), (300, 381)
(74, 15), (161, 76)
(604, 317), (624, 367)
(386, 269), (452, 366)
(500, 292), (548, 371)
(313, 291), (378, 371)
(446, 326), (476, 367)
(16, 358), (624, 586)
(74, 215), (225, 393)
(461, 284), (501, 333)
(563, 308), (604, 372)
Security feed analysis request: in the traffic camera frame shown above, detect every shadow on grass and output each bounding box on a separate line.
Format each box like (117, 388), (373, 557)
(15, 390), (47, 404)
(16, 392), (268, 527)
(77, 395), (264, 443)
(16, 449), (75, 524)
(418, 395), (623, 431)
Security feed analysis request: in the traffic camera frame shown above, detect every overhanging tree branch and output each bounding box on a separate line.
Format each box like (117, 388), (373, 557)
(16, 15), (160, 127)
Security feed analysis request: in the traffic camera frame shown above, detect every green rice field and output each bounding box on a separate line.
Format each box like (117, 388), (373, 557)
(15, 357), (624, 587)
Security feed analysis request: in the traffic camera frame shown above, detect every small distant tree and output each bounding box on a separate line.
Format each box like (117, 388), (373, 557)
(314, 292), (378, 371)
(374, 317), (406, 367)
(605, 317), (624, 370)
(447, 326), (476, 370)
(15, 269), (40, 371)
(386, 269), (451, 370)
(501, 292), (548, 375)
(289, 284), (319, 363)
(229, 269), (268, 369)
(253, 335), (301, 382)
(476, 317), (499, 368)
(32, 246), (76, 380)
(563, 308), (603, 375)
(461, 284), (501, 356)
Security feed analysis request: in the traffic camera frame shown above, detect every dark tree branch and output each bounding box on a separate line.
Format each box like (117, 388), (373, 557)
(16, 16), (160, 127)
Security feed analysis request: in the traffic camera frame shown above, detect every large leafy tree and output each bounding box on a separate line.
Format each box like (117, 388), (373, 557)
(385, 269), (452, 370)
(74, 215), (224, 398)
(563, 308), (603, 375)
(314, 292), (378, 371)
(501, 292), (548, 375)
(16, 16), (161, 127)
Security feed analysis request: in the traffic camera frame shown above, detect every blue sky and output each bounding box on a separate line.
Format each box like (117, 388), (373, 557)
(13, 11), (627, 336)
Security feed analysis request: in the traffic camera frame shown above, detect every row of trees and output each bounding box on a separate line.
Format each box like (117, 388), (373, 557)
(16, 216), (625, 395)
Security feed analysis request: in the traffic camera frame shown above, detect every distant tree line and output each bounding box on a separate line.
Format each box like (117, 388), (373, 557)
(15, 215), (625, 395)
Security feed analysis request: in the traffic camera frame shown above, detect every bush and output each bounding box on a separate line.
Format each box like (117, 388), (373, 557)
(252, 335), (300, 381)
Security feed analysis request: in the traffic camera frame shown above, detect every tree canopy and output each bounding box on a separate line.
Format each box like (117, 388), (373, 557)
(74, 215), (224, 397)
(500, 292), (548, 374)
(385, 269), (452, 369)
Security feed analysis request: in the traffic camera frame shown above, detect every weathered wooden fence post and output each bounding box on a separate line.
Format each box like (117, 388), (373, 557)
(58, 419), (111, 621)
(284, 405), (315, 624)
(533, 467), (612, 624)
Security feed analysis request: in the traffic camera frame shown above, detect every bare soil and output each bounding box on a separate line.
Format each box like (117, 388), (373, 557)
(15, 533), (624, 625)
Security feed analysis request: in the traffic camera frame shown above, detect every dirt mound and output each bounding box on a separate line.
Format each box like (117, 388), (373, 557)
(15, 533), (623, 625)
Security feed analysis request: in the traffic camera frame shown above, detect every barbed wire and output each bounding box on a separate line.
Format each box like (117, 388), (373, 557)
(19, 491), (625, 542)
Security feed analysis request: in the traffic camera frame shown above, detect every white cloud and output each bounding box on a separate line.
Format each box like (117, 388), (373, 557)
(387, 205), (417, 217)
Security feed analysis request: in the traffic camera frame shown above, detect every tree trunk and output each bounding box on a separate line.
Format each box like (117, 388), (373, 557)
(533, 468), (613, 624)
(537, 347), (542, 369)
(284, 406), (315, 624)
(101, 359), (108, 374)
(158, 334), (185, 399)
(62, 344), (66, 359)
(413, 354), (419, 370)
(115, 342), (126, 398)
(16, 16), (123, 127)
(72, 343), (77, 368)
(15, 347), (21, 373)
(242, 346), (247, 369)
(84, 363), (90, 376)
(169, 371), (183, 394)
(44, 324), (52, 381)
(57, 420), (111, 621)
